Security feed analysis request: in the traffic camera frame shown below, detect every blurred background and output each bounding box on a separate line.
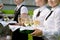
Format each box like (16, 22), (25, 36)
(0, 0), (37, 10)
(0, 0), (38, 16)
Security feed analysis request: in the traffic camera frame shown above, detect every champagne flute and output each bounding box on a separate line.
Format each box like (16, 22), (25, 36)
(8, 16), (14, 21)
(18, 15), (21, 25)
(24, 16), (33, 26)
(33, 20), (40, 27)
(18, 15), (25, 26)
(24, 19), (30, 26)
(4, 16), (9, 21)
(28, 16), (33, 26)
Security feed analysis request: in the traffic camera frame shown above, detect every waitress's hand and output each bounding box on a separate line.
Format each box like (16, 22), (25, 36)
(31, 29), (43, 36)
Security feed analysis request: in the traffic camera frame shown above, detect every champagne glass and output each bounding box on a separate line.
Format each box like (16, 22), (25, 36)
(8, 16), (14, 21)
(4, 16), (9, 21)
(24, 18), (30, 26)
(18, 15), (25, 26)
(33, 19), (40, 27)
(24, 16), (33, 26)
(18, 15), (21, 25)
(28, 16), (33, 26)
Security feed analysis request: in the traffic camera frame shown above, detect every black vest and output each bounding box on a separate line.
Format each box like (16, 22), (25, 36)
(14, 5), (24, 22)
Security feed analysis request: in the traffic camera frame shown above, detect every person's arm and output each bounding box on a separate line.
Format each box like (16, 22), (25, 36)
(54, 9), (60, 37)
(42, 9), (60, 38)
(31, 8), (51, 37)
(20, 6), (28, 14)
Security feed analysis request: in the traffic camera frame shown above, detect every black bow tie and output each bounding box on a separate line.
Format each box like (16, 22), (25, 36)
(45, 11), (53, 20)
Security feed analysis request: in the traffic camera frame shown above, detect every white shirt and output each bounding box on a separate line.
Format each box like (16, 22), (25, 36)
(43, 5), (60, 40)
(33, 5), (50, 27)
(16, 2), (28, 14)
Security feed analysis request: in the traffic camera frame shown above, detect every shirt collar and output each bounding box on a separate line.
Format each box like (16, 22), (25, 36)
(39, 5), (47, 11)
(51, 4), (60, 11)
(16, 2), (24, 10)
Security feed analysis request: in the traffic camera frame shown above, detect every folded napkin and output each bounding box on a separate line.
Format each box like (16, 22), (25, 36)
(0, 21), (17, 27)
(9, 25), (21, 32)
(20, 26), (35, 31)
(9, 25), (35, 32)
(1, 21), (8, 27)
